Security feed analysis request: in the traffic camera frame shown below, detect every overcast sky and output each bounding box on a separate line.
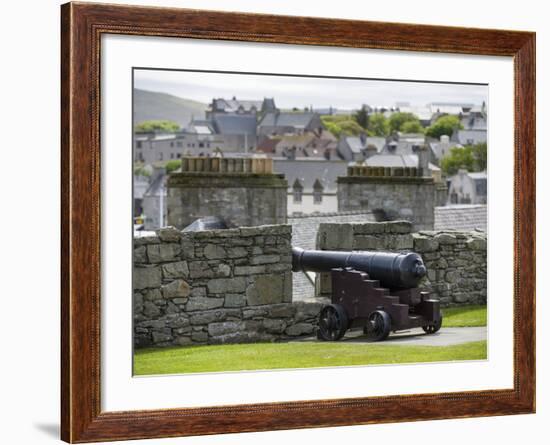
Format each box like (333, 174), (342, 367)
(134, 69), (488, 110)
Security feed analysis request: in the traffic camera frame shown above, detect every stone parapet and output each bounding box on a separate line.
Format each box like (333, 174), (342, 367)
(316, 221), (486, 306)
(133, 225), (323, 348)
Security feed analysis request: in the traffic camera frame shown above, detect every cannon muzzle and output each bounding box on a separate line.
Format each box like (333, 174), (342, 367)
(292, 247), (426, 289)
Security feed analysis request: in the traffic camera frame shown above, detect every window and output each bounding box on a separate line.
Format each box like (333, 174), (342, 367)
(313, 179), (324, 204)
(170, 153), (174, 159)
(313, 190), (323, 204)
(136, 141), (142, 149)
(159, 152), (163, 160)
(292, 178), (303, 204)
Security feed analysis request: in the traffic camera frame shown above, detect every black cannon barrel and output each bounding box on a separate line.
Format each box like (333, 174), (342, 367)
(292, 247), (427, 289)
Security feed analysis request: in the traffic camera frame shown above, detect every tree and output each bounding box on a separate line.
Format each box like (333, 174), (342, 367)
(321, 115), (366, 138)
(401, 120), (424, 134)
(440, 142), (486, 176)
(367, 113), (389, 136)
(353, 104), (370, 129)
(388, 112), (421, 133)
(471, 142), (487, 171)
(425, 115), (463, 139)
(165, 159), (182, 173)
(135, 120), (180, 133)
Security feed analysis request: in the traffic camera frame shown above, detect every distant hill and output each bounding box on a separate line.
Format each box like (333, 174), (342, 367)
(133, 89), (207, 129)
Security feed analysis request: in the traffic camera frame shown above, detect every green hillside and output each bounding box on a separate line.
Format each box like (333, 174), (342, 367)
(133, 89), (207, 129)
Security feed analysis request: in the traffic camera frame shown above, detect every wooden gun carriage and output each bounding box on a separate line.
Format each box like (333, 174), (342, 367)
(292, 247), (442, 341)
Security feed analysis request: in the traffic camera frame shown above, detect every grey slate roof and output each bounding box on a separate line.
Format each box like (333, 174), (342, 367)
(342, 136), (386, 154)
(212, 114), (257, 135)
(451, 129), (487, 145)
(364, 154), (441, 171)
(259, 112), (317, 129)
(273, 158), (347, 193)
(434, 205), (487, 231)
(289, 210), (375, 300)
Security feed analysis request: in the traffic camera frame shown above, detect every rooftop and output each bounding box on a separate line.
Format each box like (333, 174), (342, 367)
(434, 205), (487, 232)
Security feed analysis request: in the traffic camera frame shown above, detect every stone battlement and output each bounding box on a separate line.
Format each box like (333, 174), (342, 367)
(180, 156), (273, 175)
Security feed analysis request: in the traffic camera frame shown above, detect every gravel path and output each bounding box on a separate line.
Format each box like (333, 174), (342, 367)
(294, 327), (487, 346)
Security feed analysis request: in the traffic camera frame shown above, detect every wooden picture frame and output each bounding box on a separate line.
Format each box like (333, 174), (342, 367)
(61, 1), (535, 442)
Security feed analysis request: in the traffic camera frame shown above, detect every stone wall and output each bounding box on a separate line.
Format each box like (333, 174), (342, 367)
(316, 221), (487, 306)
(337, 176), (446, 230)
(167, 157), (288, 229)
(133, 225), (322, 348)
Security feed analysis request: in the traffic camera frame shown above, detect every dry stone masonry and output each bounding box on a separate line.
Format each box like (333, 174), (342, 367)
(133, 225), (323, 348)
(134, 221), (487, 348)
(316, 221), (487, 306)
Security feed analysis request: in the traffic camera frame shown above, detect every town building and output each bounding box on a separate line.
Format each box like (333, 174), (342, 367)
(273, 158), (348, 215)
(337, 134), (386, 161)
(257, 111), (323, 136)
(447, 169), (487, 204)
(451, 129), (487, 146)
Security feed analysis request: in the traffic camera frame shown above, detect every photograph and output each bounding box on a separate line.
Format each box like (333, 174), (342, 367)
(132, 69), (488, 376)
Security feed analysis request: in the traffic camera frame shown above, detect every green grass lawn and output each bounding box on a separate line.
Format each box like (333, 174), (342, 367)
(134, 340), (487, 376)
(441, 305), (487, 327)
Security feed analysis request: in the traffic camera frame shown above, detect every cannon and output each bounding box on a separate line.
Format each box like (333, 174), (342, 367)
(292, 247), (442, 341)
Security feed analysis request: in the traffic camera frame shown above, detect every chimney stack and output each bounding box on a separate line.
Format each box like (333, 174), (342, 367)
(417, 144), (430, 177)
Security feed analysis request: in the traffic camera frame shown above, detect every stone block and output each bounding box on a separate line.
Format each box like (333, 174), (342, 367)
(204, 244), (227, 260)
(207, 277), (247, 294)
(413, 234), (439, 252)
(263, 318), (287, 334)
(143, 288), (162, 301)
(294, 302), (323, 321)
(191, 331), (208, 342)
(174, 336), (193, 346)
(351, 222), (387, 234)
(215, 263), (231, 278)
(186, 297), (224, 311)
(467, 238), (487, 251)
(162, 279), (190, 299)
(354, 235), (385, 250)
(164, 314), (190, 328)
(162, 261), (189, 279)
(387, 234), (414, 250)
(267, 304), (296, 318)
(285, 323), (314, 336)
(208, 321), (244, 337)
(189, 309), (241, 325)
(180, 235), (195, 259)
(143, 301), (161, 318)
(188, 261), (214, 279)
(156, 226), (182, 242)
(250, 255), (280, 265)
(227, 247), (248, 258)
(152, 328), (172, 343)
(147, 243), (180, 263)
(317, 224), (353, 250)
(133, 266), (162, 290)
(224, 294), (247, 308)
(134, 235), (160, 246)
(435, 233), (457, 245)
(246, 274), (285, 305)
(234, 265), (266, 276)
(386, 221), (413, 234)
(134, 246), (147, 264)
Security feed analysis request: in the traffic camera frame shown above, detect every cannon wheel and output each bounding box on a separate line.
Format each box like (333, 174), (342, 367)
(317, 304), (348, 341)
(364, 310), (391, 341)
(422, 312), (443, 334)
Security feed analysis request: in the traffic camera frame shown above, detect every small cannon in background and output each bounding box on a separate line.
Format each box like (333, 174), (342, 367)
(292, 247), (442, 341)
